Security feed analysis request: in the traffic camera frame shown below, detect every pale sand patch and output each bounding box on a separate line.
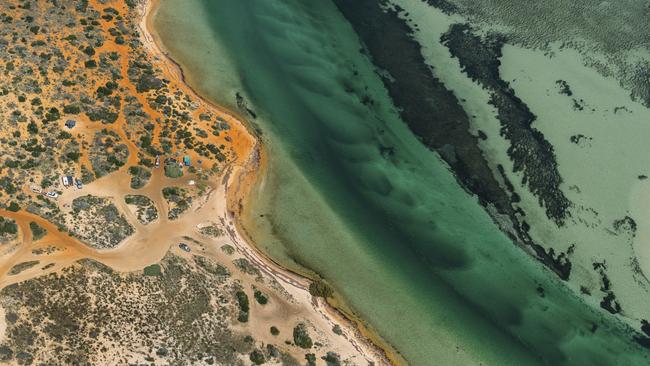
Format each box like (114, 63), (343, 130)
(390, 0), (650, 334)
(630, 182), (650, 283)
(499, 44), (650, 319)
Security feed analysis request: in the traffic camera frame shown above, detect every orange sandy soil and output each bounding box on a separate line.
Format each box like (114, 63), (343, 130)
(0, 0), (393, 364)
(0, 0), (256, 278)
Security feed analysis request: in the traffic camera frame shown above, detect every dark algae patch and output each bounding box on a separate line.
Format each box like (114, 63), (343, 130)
(332, 0), (512, 221)
(332, 0), (572, 280)
(440, 23), (570, 225)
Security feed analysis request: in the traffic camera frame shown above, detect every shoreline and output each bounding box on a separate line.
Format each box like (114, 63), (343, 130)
(141, 1), (401, 365)
(228, 145), (407, 366)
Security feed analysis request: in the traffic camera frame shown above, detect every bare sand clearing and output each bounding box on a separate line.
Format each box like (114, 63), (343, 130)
(0, 1), (392, 364)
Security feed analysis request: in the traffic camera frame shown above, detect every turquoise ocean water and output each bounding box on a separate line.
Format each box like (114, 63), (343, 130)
(153, 1), (648, 364)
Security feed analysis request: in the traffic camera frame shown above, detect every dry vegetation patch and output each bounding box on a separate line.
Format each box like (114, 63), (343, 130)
(162, 186), (192, 220)
(124, 194), (158, 225)
(0, 216), (18, 244)
(0, 254), (308, 366)
(67, 194), (134, 249)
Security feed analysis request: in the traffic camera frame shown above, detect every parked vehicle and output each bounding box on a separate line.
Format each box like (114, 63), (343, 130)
(178, 243), (191, 252)
(75, 178), (83, 189)
(46, 191), (58, 199)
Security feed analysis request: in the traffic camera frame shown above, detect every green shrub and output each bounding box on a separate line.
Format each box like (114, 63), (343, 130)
(136, 74), (163, 93)
(332, 325), (342, 335)
(128, 166), (151, 189)
(27, 121), (38, 134)
(45, 107), (60, 121)
(235, 290), (249, 322)
(63, 104), (81, 114)
(29, 222), (47, 241)
(305, 353), (316, 366)
(86, 107), (118, 123)
(292, 323), (312, 349)
(249, 350), (265, 365)
(83, 46), (95, 56)
(309, 279), (334, 298)
(0, 218), (17, 236)
(0, 178), (16, 194)
(164, 164), (183, 178)
(66, 151), (81, 162)
(322, 352), (341, 366)
(143, 264), (161, 276)
(6, 202), (20, 212)
(254, 290), (268, 305)
(193, 256), (229, 277)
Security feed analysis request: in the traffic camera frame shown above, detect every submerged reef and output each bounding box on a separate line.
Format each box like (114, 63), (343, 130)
(332, 0), (573, 280)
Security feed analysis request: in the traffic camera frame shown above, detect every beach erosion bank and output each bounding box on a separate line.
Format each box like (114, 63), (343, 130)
(149, 0), (650, 365)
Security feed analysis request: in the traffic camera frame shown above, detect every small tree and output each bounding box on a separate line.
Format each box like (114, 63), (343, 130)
(27, 121), (38, 134)
(6, 202), (20, 212)
(235, 290), (249, 322)
(164, 164), (183, 178)
(293, 323), (313, 349)
(249, 349), (265, 365)
(254, 289), (268, 305)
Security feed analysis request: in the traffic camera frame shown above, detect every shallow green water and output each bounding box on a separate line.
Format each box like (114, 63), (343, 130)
(154, 1), (649, 364)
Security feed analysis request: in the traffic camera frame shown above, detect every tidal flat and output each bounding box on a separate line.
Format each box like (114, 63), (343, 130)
(389, 0), (650, 347)
(155, 0), (650, 364)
